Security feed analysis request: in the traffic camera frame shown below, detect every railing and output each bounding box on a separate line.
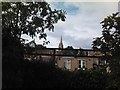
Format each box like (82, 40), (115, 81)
(24, 47), (102, 58)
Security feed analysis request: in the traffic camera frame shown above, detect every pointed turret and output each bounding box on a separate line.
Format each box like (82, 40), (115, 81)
(59, 35), (63, 49)
(118, 1), (120, 16)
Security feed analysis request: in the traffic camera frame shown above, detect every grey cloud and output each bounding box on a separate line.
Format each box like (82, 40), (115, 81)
(62, 35), (93, 49)
(36, 2), (117, 49)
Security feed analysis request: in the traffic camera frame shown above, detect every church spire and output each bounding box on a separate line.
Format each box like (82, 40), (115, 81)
(59, 35), (63, 49)
(60, 35), (62, 44)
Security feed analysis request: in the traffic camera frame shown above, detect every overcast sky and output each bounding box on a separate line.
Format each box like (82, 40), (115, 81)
(21, 1), (119, 49)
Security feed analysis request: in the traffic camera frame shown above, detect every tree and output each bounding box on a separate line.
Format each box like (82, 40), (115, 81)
(2, 2), (66, 44)
(63, 46), (76, 55)
(2, 1), (66, 88)
(92, 12), (120, 88)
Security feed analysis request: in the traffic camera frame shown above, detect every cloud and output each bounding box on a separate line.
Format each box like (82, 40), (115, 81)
(50, 2), (80, 15)
(22, 2), (118, 49)
(45, 2), (117, 49)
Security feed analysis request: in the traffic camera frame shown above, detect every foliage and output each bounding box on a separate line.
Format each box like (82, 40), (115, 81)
(22, 61), (108, 88)
(2, 2), (66, 44)
(93, 12), (120, 54)
(2, 1), (66, 88)
(63, 46), (75, 55)
(2, 1), (110, 89)
(71, 69), (107, 88)
(2, 31), (24, 88)
(62, 46), (78, 56)
(76, 48), (86, 56)
(92, 12), (120, 88)
(12, 59), (108, 88)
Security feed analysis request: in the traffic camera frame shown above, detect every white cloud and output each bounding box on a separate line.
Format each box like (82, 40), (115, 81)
(22, 2), (118, 49)
(44, 2), (118, 49)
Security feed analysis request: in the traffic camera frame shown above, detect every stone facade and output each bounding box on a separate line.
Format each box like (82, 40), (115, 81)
(55, 36), (102, 71)
(24, 36), (105, 71)
(56, 55), (100, 71)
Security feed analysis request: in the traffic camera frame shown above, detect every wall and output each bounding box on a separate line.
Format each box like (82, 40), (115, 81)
(56, 57), (100, 71)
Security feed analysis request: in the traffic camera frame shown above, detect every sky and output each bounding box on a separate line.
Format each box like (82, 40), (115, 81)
(21, 0), (119, 49)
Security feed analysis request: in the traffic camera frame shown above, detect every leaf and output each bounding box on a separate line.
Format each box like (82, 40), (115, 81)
(2, 2), (66, 45)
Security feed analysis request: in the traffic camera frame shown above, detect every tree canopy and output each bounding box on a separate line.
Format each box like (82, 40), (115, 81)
(92, 12), (120, 88)
(2, 1), (66, 44)
(92, 12), (120, 62)
(2, 1), (66, 88)
(93, 12), (120, 54)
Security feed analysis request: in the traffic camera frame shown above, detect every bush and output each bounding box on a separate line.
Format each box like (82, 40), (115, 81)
(70, 69), (108, 88)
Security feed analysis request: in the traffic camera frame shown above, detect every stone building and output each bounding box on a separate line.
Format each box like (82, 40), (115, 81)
(56, 36), (104, 71)
(24, 36), (106, 71)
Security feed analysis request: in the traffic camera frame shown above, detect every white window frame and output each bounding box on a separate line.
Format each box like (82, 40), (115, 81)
(64, 60), (71, 70)
(79, 60), (86, 68)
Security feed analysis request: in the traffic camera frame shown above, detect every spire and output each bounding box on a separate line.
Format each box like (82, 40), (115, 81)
(59, 35), (63, 49)
(118, 1), (120, 16)
(60, 35), (62, 44)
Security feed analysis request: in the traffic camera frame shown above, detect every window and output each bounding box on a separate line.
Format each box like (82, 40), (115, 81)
(64, 60), (71, 70)
(79, 60), (86, 68)
(82, 60), (86, 68)
(79, 60), (81, 68)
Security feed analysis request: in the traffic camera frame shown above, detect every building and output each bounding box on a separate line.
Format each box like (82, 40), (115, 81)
(57, 56), (100, 71)
(24, 36), (106, 71)
(55, 36), (105, 71)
